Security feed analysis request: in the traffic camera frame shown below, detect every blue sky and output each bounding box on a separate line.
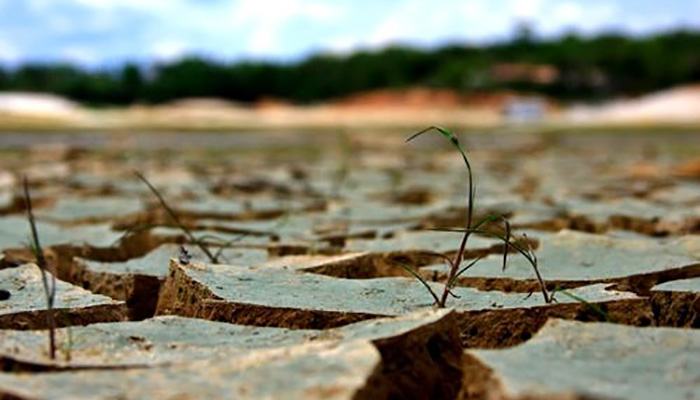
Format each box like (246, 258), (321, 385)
(1, 0), (699, 66)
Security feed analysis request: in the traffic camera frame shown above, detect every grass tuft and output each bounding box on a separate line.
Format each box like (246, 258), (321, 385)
(406, 126), (552, 306)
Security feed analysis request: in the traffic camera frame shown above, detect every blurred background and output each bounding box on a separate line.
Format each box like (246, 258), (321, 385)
(0, 0), (699, 131)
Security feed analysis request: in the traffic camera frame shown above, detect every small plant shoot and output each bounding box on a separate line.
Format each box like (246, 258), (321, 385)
(404, 126), (552, 307)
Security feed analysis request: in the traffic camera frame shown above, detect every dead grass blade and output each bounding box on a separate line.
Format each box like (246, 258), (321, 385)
(134, 171), (218, 263)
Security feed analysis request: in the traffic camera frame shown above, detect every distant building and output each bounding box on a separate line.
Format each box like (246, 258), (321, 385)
(502, 97), (548, 122)
(490, 63), (560, 85)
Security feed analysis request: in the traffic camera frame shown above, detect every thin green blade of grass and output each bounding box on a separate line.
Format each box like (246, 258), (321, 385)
(448, 255), (486, 288)
(553, 288), (611, 322)
(407, 126), (475, 308)
(405, 250), (456, 266)
(23, 176), (57, 360)
(396, 262), (441, 306)
(501, 218), (511, 272)
(406, 126), (470, 171)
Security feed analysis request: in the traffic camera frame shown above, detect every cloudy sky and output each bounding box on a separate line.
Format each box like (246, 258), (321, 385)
(1, 0), (698, 66)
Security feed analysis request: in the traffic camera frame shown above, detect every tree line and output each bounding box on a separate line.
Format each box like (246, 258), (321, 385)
(0, 29), (698, 105)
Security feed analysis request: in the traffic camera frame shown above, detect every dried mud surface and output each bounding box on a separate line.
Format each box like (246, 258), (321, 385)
(0, 130), (699, 399)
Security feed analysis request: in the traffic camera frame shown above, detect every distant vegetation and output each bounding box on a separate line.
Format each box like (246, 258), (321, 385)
(1, 29), (698, 105)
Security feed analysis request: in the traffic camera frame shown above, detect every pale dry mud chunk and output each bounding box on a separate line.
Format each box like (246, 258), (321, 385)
(147, 224), (315, 259)
(651, 277), (700, 328)
(499, 202), (566, 231)
(0, 316), (315, 370)
(116, 167), (209, 196)
(328, 199), (452, 225)
(70, 244), (268, 319)
(156, 259), (650, 347)
(312, 168), (398, 201)
(21, 162), (70, 183)
(386, 169), (460, 199)
(0, 171), (15, 210)
(147, 225), (341, 258)
(149, 226), (278, 247)
(461, 319), (700, 400)
(665, 234), (700, 258)
(577, 175), (672, 200)
(144, 226), (275, 256)
(27, 144), (80, 162)
(423, 196), (565, 231)
(0, 185), (58, 217)
(188, 218), (282, 239)
(200, 212), (418, 246)
(66, 172), (125, 192)
(0, 191), (17, 215)
(312, 219), (418, 247)
(192, 214), (323, 243)
(263, 246), (496, 281)
(0, 216), (122, 252)
(0, 216), (136, 274)
(0, 171), (15, 192)
(346, 230), (502, 257)
(35, 195), (145, 224)
(172, 195), (326, 220)
(383, 185), (437, 205)
(263, 234), (503, 280)
(258, 253), (402, 279)
(0, 340), (382, 400)
(211, 168), (322, 198)
(424, 230), (700, 295)
(649, 180), (700, 206)
(0, 310), (464, 399)
(0, 264), (127, 330)
(560, 197), (700, 234)
(101, 175), (211, 198)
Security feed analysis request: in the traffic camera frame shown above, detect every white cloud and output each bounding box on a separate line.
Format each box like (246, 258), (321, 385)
(1, 0), (696, 65)
(509, 0), (546, 20)
(227, 0), (345, 55)
(70, 0), (172, 11)
(538, 1), (617, 34)
(151, 40), (189, 62)
(324, 36), (360, 55)
(364, 0), (458, 49)
(56, 0), (346, 58)
(0, 39), (19, 63)
(61, 46), (98, 64)
(551, 1), (584, 23)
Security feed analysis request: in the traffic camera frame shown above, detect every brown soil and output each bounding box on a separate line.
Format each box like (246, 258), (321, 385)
(69, 258), (163, 320)
(455, 298), (653, 349)
(651, 291), (700, 328)
(0, 304), (127, 330)
(356, 311), (464, 400)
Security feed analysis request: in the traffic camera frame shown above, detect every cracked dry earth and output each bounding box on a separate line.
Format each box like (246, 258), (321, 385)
(0, 130), (699, 400)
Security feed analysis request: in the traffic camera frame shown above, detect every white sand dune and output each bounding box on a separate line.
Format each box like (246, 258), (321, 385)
(567, 84), (700, 124)
(0, 92), (81, 118)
